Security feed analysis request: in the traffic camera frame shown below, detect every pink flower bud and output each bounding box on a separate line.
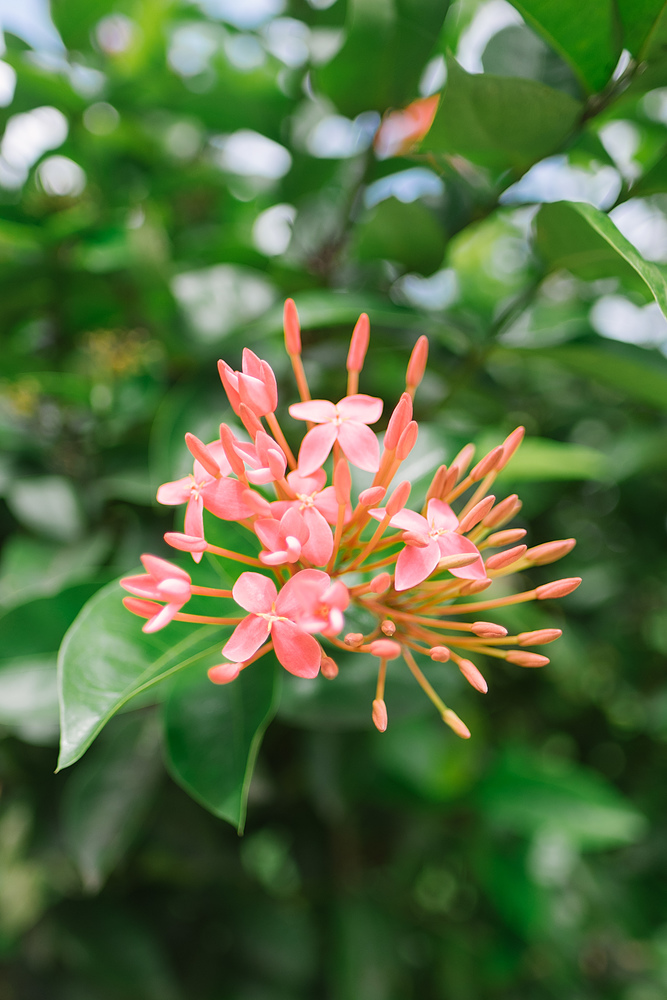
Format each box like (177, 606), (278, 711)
(208, 663), (241, 684)
(456, 495), (496, 534)
(359, 486), (386, 506)
(372, 698), (388, 732)
(536, 577), (582, 600)
(402, 530), (430, 548)
(386, 480), (411, 517)
(441, 708), (471, 739)
(347, 313), (370, 373)
(334, 460), (351, 505)
(450, 442), (475, 477)
(395, 420), (418, 460)
(185, 433), (221, 479)
(459, 577), (492, 594)
(370, 572), (391, 593)
(497, 425), (525, 469)
(518, 629), (563, 646)
(320, 655), (339, 679)
(471, 445), (504, 481)
(284, 298), (301, 355)
(239, 403), (263, 440)
(525, 538), (576, 566)
(345, 632), (364, 646)
(384, 393), (412, 450)
(484, 528), (527, 547)
(482, 494), (521, 529)
(219, 423), (246, 478)
(369, 639), (401, 659)
(123, 597), (161, 619)
(406, 335), (428, 390)
(458, 658), (488, 694)
(471, 621), (508, 637)
(381, 620), (396, 636)
(425, 465), (448, 503)
(430, 646), (451, 662)
(505, 650), (550, 668)
(484, 544), (528, 571)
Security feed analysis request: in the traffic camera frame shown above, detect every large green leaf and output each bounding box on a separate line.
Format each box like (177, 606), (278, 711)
(535, 201), (667, 316)
(420, 58), (583, 171)
(354, 198), (447, 275)
(482, 24), (582, 98)
(164, 656), (281, 832)
(616, 0), (667, 57)
(57, 580), (224, 770)
(316, 0), (450, 117)
(506, 0), (620, 93)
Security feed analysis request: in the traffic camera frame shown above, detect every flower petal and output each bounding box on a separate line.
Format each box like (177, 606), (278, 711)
(143, 602), (180, 633)
(157, 477), (192, 505)
(287, 469), (326, 494)
(120, 575), (160, 599)
(337, 421), (380, 472)
(201, 478), (254, 520)
(140, 554), (191, 583)
(301, 506), (334, 567)
(275, 568), (329, 618)
(427, 498), (459, 532)
(394, 539), (440, 591)
(336, 394), (383, 424)
(232, 572), (277, 613)
(436, 533), (486, 580)
(296, 423), (338, 477)
(387, 508), (429, 533)
(222, 614), (271, 661)
(272, 620), (321, 678)
(289, 399), (337, 423)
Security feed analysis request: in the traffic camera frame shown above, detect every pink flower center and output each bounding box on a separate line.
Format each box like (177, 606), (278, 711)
(256, 604), (288, 626)
(295, 492), (316, 509)
(188, 475), (209, 500)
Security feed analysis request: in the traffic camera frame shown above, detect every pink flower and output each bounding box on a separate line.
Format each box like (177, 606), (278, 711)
(268, 470), (339, 566)
(255, 508), (310, 566)
(231, 429), (287, 485)
(370, 498), (486, 591)
(289, 394), (383, 476)
(281, 569), (349, 636)
(218, 349), (278, 417)
(121, 555), (192, 632)
(223, 571), (327, 678)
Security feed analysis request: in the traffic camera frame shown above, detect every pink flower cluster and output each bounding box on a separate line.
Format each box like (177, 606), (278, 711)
(121, 301), (580, 738)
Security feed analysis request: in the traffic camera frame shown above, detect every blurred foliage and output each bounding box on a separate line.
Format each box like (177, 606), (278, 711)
(2, 0), (667, 996)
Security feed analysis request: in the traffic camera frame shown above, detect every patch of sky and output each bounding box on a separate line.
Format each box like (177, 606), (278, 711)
(610, 199), (667, 264)
(210, 129), (292, 179)
(306, 112), (379, 159)
(590, 295), (667, 352)
(252, 203), (296, 256)
(189, 0), (285, 30)
(364, 168), (444, 208)
(456, 0), (522, 73)
(501, 155), (622, 210)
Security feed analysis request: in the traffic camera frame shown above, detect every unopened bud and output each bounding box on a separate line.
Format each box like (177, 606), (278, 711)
(359, 486), (386, 507)
(219, 423), (246, 478)
(482, 494), (521, 529)
(370, 572), (391, 593)
(459, 577), (492, 595)
(536, 577), (581, 600)
(506, 650), (550, 668)
(457, 495), (496, 534)
(386, 480), (411, 517)
(381, 620), (396, 636)
(283, 298), (301, 355)
(347, 313), (370, 372)
(471, 621), (508, 638)
(430, 646), (451, 662)
(372, 698), (388, 732)
(208, 662), (241, 684)
(497, 425), (525, 469)
(441, 465), (459, 496)
(450, 442), (475, 477)
(458, 658), (488, 694)
(471, 445), (504, 481)
(123, 597), (160, 618)
(238, 403), (263, 440)
(426, 464), (448, 503)
(518, 629), (562, 646)
(384, 393), (412, 450)
(344, 632), (364, 646)
(526, 538), (576, 566)
(406, 335), (429, 390)
(484, 528), (527, 547)
(395, 420), (418, 460)
(164, 532), (208, 552)
(334, 460), (352, 504)
(185, 432), (221, 478)
(484, 544), (528, 571)
(320, 655), (339, 679)
(441, 708), (471, 739)
(369, 639), (402, 659)
(438, 551), (479, 569)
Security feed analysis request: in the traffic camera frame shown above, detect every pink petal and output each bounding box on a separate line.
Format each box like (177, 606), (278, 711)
(312, 486), (340, 524)
(238, 373), (274, 416)
(218, 362), (241, 414)
(336, 394), (383, 424)
(201, 478), (254, 520)
(275, 568), (329, 618)
(301, 507), (333, 566)
(232, 571), (277, 613)
(140, 554), (190, 583)
(156, 578), (191, 603)
(241, 348), (263, 378)
(436, 533), (486, 580)
(323, 580), (350, 611)
(272, 620), (321, 678)
(289, 399), (337, 423)
(282, 506), (309, 543)
(387, 508), (429, 533)
(337, 421), (380, 472)
(297, 423), (338, 477)
(184, 495), (204, 539)
(120, 575), (160, 599)
(157, 477), (192, 505)
(254, 518), (283, 551)
(394, 539), (441, 591)
(287, 469), (326, 494)
(143, 602), (180, 633)
(427, 499), (459, 532)
(222, 614), (271, 661)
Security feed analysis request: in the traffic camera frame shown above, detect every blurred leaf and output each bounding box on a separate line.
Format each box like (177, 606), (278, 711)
(6, 476), (86, 543)
(164, 656), (281, 831)
(535, 200), (667, 315)
(0, 581), (105, 659)
(420, 58), (583, 170)
(57, 580), (224, 770)
(317, 0), (450, 117)
(506, 0), (620, 92)
(0, 655), (59, 744)
(0, 533), (110, 609)
(62, 712), (162, 891)
(354, 198), (447, 275)
(476, 750), (646, 848)
(632, 152), (667, 197)
(481, 433), (611, 480)
(482, 24), (582, 98)
(617, 0), (667, 57)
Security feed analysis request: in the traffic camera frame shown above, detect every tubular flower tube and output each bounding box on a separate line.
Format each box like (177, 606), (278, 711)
(124, 303), (581, 740)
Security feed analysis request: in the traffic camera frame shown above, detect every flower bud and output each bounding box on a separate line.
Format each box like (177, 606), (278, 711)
(219, 423), (246, 478)
(384, 393), (412, 451)
(370, 572), (391, 594)
(484, 528), (527, 547)
(347, 313), (370, 372)
(359, 486), (386, 506)
(185, 433), (221, 478)
(456, 495), (496, 534)
(450, 442), (475, 477)
(406, 335), (428, 391)
(525, 538), (576, 566)
(441, 708), (471, 739)
(372, 698), (388, 732)
(482, 494), (521, 529)
(518, 629), (562, 646)
(471, 621), (507, 637)
(536, 577), (581, 600)
(458, 658), (488, 694)
(238, 403), (263, 440)
(430, 646), (451, 662)
(386, 480), (411, 517)
(459, 577), (492, 594)
(425, 464), (448, 503)
(497, 425), (525, 469)
(344, 632), (364, 646)
(369, 639), (401, 659)
(284, 298), (301, 355)
(395, 420), (418, 460)
(505, 651), (550, 668)
(484, 544), (528, 571)
(471, 445), (504, 481)
(320, 655), (339, 679)
(208, 662), (241, 684)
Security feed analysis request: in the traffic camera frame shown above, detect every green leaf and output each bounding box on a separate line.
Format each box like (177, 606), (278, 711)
(164, 655), (281, 831)
(535, 201), (667, 316)
(506, 0), (620, 93)
(62, 713), (163, 891)
(420, 58), (583, 171)
(316, 0), (450, 117)
(617, 0), (667, 57)
(0, 656), (59, 745)
(479, 434), (610, 480)
(354, 198), (447, 275)
(57, 580), (224, 771)
(0, 581), (105, 659)
(631, 152), (667, 198)
(476, 750), (646, 849)
(482, 24), (582, 98)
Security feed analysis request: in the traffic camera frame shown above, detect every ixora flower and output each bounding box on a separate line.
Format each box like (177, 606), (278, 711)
(122, 300), (580, 739)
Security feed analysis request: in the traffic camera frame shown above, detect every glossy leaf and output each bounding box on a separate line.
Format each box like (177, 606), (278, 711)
(164, 655), (281, 831)
(58, 580), (224, 770)
(535, 201), (667, 316)
(616, 0), (667, 57)
(481, 24), (581, 98)
(420, 58), (583, 170)
(354, 198), (447, 275)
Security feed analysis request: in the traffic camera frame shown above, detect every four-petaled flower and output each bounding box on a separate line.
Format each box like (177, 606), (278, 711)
(289, 395), (383, 476)
(121, 555), (192, 632)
